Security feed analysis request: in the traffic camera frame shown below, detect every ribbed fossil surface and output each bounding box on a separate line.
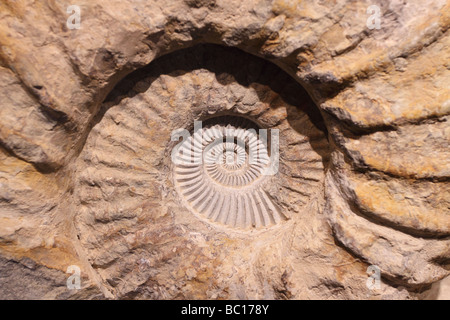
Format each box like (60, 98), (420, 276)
(0, 0), (449, 300)
(69, 45), (330, 298)
(173, 116), (286, 229)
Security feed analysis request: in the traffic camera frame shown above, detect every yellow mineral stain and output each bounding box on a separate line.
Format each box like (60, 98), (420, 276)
(0, 239), (81, 273)
(354, 182), (448, 232)
(0, 148), (60, 195)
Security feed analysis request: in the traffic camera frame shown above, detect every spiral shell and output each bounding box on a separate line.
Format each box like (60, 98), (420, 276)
(173, 117), (286, 229)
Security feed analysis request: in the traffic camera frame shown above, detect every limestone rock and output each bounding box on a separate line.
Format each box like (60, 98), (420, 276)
(0, 0), (448, 299)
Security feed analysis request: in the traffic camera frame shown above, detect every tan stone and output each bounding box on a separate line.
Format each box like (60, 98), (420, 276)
(0, 0), (448, 299)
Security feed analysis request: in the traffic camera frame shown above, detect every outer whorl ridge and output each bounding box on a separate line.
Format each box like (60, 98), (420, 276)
(173, 116), (286, 230)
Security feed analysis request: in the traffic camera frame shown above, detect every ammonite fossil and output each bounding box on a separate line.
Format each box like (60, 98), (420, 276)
(69, 45), (334, 299)
(173, 116), (286, 229)
(1, 0), (449, 300)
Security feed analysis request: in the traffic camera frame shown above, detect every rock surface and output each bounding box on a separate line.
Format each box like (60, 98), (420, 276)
(0, 0), (448, 299)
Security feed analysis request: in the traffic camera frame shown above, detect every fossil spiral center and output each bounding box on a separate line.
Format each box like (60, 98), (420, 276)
(173, 116), (285, 230)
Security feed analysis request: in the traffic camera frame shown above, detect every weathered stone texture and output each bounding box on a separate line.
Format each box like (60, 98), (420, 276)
(0, 0), (448, 299)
